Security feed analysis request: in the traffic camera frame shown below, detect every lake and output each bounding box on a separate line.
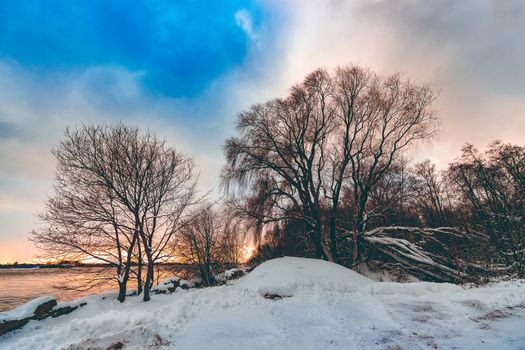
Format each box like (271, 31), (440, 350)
(0, 268), (114, 312)
(0, 267), (178, 313)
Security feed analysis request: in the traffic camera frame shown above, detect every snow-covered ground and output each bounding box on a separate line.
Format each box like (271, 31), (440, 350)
(1, 257), (525, 349)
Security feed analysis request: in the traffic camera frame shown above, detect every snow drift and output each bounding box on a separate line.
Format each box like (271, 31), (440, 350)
(0, 296), (55, 322)
(236, 256), (374, 296)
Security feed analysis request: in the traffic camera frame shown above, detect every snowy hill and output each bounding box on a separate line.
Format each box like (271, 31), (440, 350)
(1, 257), (525, 349)
(236, 257), (374, 295)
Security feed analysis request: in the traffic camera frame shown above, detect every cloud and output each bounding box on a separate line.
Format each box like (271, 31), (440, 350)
(235, 9), (257, 40)
(0, 61), (242, 262)
(249, 0), (525, 167)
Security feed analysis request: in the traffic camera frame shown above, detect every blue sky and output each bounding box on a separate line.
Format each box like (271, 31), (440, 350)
(0, 0), (263, 97)
(1, 0), (525, 262)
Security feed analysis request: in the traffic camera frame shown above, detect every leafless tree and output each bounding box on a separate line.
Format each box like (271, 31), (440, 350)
(220, 218), (247, 267)
(447, 142), (525, 273)
(409, 160), (450, 227)
(32, 124), (199, 302)
(177, 205), (220, 285)
(138, 144), (198, 301)
(176, 204), (245, 285)
(222, 64), (437, 263)
(223, 69), (335, 260)
(363, 159), (416, 228)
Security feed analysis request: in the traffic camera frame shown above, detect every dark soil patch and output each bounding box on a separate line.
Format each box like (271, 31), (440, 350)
(263, 293), (291, 300)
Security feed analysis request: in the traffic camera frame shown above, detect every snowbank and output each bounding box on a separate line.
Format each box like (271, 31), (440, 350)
(236, 257), (374, 296)
(1, 258), (525, 349)
(0, 296), (55, 322)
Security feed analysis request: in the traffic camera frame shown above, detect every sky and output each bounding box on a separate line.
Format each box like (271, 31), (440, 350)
(0, 0), (524, 263)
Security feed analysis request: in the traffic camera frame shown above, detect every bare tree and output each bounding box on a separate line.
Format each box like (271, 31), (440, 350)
(363, 159), (416, 228)
(223, 69), (335, 260)
(32, 124), (199, 302)
(138, 144), (198, 301)
(337, 70), (437, 264)
(409, 160), (449, 227)
(176, 204), (245, 285)
(176, 205), (221, 285)
(222, 64), (437, 263)
(220, 214), (247, 267)
(447, 142), (525, 273)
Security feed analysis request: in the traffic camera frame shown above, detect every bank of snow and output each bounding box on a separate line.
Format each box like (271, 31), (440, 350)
(1, 257), (525, 349)
(0, 296), (55, 322)
(236, 257), (373, 296)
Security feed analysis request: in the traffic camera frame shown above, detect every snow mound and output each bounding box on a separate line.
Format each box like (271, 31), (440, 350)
(236, 257), (374, 296)
(0, 296), (55, 322)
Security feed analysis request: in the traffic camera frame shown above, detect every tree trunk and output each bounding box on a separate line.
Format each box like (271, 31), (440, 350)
(311, 229), (325, 259)
(137, 242), (143, 295)
(142, 257), (154, 301)
(117, 259), (133, 302)
(328, 213), (338, 262)
(117, 230), (138, 302)
(351, 231), (361, 266)
(117, 279), (128, 302)
(321, 241), (335, 262)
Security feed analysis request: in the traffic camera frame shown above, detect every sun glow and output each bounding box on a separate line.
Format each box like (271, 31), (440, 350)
(242, 244), (255, 262)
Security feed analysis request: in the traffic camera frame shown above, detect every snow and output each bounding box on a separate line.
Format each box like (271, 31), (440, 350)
(1, 257), (525, 349)
(236, 257), (374, 296)
(214, 268), (245, 283)
(157, 276), (182, 286)
(0, 296), (55, 322)
(223, 268), (243, 278)
(151, 277), (182, 293)
(151, 276), (196, 293)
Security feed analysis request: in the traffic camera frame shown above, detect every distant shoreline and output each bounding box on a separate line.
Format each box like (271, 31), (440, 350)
(0, 262), (189, 270)
(0, 264), (106, 270)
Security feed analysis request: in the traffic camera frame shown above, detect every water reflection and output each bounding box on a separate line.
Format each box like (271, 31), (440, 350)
(0, 266), (179, 312)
